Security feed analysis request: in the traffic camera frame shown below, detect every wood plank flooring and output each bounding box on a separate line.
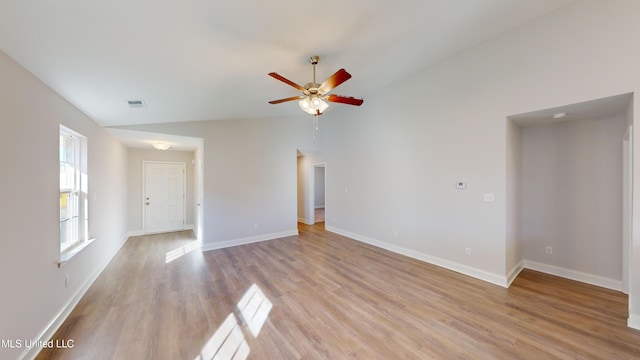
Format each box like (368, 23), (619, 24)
(37, 223), (640, 359)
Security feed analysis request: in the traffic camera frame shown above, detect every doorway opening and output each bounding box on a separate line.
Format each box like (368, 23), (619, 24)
(312, 164), (326, 224)
(296, 150), (326, 227)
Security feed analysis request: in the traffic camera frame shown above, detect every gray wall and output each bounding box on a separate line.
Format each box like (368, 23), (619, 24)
(120, 115), (324, 247)
(323, 0), (640, 313)
(127, 148), (196, 234)
(0, 50), (128, 360)
(522, 115), (625, 281)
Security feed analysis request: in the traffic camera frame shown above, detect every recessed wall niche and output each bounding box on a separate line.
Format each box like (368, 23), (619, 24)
(507, 93), (633, 292)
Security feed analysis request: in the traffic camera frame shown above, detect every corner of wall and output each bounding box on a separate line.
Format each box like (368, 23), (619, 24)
(628, 313), (640, 330)
(506, 259), (525, 287)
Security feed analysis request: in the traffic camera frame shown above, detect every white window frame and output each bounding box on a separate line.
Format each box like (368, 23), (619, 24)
(59, 125), (92, 265)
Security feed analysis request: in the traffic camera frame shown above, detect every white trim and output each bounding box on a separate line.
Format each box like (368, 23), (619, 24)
(523, 259), (622, 291)
(127, 230), (144, 237)
(129, 226), (194, 238)
(201, 230), (298, 252)
(506, 260), (525, 287)
(622, 124), (633, 294)
(298, 217), (313, 225)
(326, 226), (509, 288)
(628, 313), (640, 330)
(58, 238), (96, 266)
(22, 234), (130, 360)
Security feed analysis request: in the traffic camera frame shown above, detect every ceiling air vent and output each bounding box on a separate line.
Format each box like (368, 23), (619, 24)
(127, 100), (146, 108)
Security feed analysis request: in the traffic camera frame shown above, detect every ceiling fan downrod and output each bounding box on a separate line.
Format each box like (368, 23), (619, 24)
(309, 56), (320, 84)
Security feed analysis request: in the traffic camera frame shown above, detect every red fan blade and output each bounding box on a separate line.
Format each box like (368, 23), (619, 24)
(268, 95), (304, 104)
(268, 72), (306, 92)
(319, 69), (352, 93)
(327, 94), (364, 106)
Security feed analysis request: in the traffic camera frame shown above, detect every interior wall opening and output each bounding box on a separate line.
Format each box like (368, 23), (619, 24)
(508, 93), (633, 293)
(313, 164), (326, 225)
(296, 149), (326, 227)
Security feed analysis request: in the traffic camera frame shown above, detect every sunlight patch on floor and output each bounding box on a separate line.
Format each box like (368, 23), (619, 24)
(236, 284), (272, 337)
(194, 313), (250, 360)
(194, 283), (272, 360)
(165, 240), (201, 263)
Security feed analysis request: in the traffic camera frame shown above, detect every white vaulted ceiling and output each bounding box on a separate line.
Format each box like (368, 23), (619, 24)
(0, 0), (576, 127)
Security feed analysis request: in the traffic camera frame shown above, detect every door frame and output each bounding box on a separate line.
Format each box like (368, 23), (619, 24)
(142, 161), (187, 234)
(623, 125), (633, 294)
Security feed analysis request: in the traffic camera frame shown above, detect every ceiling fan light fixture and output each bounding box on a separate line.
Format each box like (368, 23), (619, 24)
(299, 97), (311, 109)
(268, 55), (362, 115)
(298, 96), (329, 115)
(316, 98), (329, 114)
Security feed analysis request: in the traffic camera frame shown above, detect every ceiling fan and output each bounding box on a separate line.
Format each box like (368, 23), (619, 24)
(268, 56), (364, 116)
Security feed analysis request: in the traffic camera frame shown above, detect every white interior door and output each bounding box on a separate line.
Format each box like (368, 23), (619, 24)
(144, 162), (185, 234)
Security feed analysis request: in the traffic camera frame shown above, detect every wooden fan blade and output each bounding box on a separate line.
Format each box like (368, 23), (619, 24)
(268, 72), (306, 92)
(327, 94), (364, 106)
(319, 69), (352, 93)
(268, 95), (304, 104)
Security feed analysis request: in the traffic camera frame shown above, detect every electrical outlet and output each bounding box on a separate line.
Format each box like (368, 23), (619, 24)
(465, 248), (472, 256)
(65, 274), (70, 288)
(483, 193), (495, 202)
(545, 246), (553, 255)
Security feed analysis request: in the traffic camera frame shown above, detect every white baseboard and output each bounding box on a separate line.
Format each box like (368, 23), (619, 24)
(506, 260), (525, 287)
(22, 233), (130, 360)
(298, 217), (313, 225)
(128, 225), (195, 237)
(127, 230), (144, 237)
(201, 229), (299, 252)
(325, 226), (509, 288)
(628, 313), (640, 330)
(523, 259), (622, 291)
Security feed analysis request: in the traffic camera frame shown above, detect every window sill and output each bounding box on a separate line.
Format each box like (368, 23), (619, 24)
(58, 238), (96, 268)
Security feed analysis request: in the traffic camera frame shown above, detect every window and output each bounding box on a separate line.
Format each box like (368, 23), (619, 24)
(59, 125), (89, 258)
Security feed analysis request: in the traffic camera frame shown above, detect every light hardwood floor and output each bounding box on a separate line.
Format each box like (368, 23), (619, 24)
(37, 223), (640, 359)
